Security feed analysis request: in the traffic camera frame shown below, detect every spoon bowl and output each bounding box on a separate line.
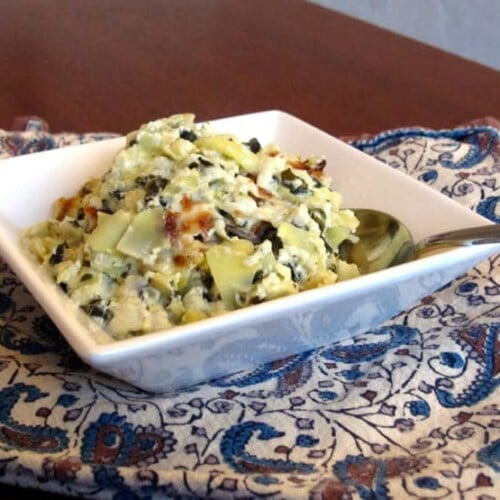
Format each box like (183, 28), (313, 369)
(341, 209), (500, 274)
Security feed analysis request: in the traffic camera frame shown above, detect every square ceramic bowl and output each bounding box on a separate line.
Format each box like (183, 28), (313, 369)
(0, 111), (498, 393)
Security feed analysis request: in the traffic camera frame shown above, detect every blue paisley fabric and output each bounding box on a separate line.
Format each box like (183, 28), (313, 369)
(0, 118), (499, 499)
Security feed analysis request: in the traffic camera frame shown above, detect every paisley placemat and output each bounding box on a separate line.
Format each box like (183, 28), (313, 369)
(0, 117), (498, 499)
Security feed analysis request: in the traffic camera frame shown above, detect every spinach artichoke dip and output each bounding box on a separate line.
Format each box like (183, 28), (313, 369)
(23, 114), (360, 339)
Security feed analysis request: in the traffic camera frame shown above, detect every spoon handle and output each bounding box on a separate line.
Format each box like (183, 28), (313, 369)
(415, 224), (500, 257)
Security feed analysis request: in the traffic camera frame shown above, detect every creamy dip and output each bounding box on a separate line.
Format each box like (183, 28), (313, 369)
(23, 114), (359, 338)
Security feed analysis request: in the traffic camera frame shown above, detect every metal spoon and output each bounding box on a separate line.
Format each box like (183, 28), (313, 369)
(340, 208), (500, 274)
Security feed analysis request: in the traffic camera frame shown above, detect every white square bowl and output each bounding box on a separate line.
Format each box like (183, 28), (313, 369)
(0, 110), (498, 393)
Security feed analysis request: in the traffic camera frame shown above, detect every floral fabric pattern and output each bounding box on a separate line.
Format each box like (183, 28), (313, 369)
(0, 119), (498, 499)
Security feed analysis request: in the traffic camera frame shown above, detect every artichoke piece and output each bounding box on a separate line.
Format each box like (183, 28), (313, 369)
(146, 269), (189, 298)
(164, 113), (195, 129)
(182, 309), (208, 324)
(90, 251), (134, 280)
(87, 210), (132, 253)
(70, 272), (112, 306)
(163, 138), (196, 161)
(247, 263), (297, 304)
(310, 186), (342, 210)
(136, 130), (158, 153)
(335, 259), (360, 281)
(195, 134), (258, 173)
(206, 239), (259, 309)
(324, 226), (350, 250)
(147, 271), (172, 296)
(117, 208), (165, 259)
(277, 222), (328, 278)
(278, 222), (323, 256)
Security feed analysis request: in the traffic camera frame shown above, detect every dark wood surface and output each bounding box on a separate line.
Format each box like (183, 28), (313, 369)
(0, 1), (498, 499)
(1, 0), (499, 138)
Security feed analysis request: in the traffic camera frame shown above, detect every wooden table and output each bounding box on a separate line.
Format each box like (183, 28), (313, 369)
(0, 1), (498, 498)
(1, 0), (499, 139)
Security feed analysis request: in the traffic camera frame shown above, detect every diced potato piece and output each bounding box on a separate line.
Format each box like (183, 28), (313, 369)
(87, 210), (132, 253)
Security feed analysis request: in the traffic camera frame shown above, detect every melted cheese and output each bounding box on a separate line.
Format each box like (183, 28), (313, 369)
(23, 114), (360, 339)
